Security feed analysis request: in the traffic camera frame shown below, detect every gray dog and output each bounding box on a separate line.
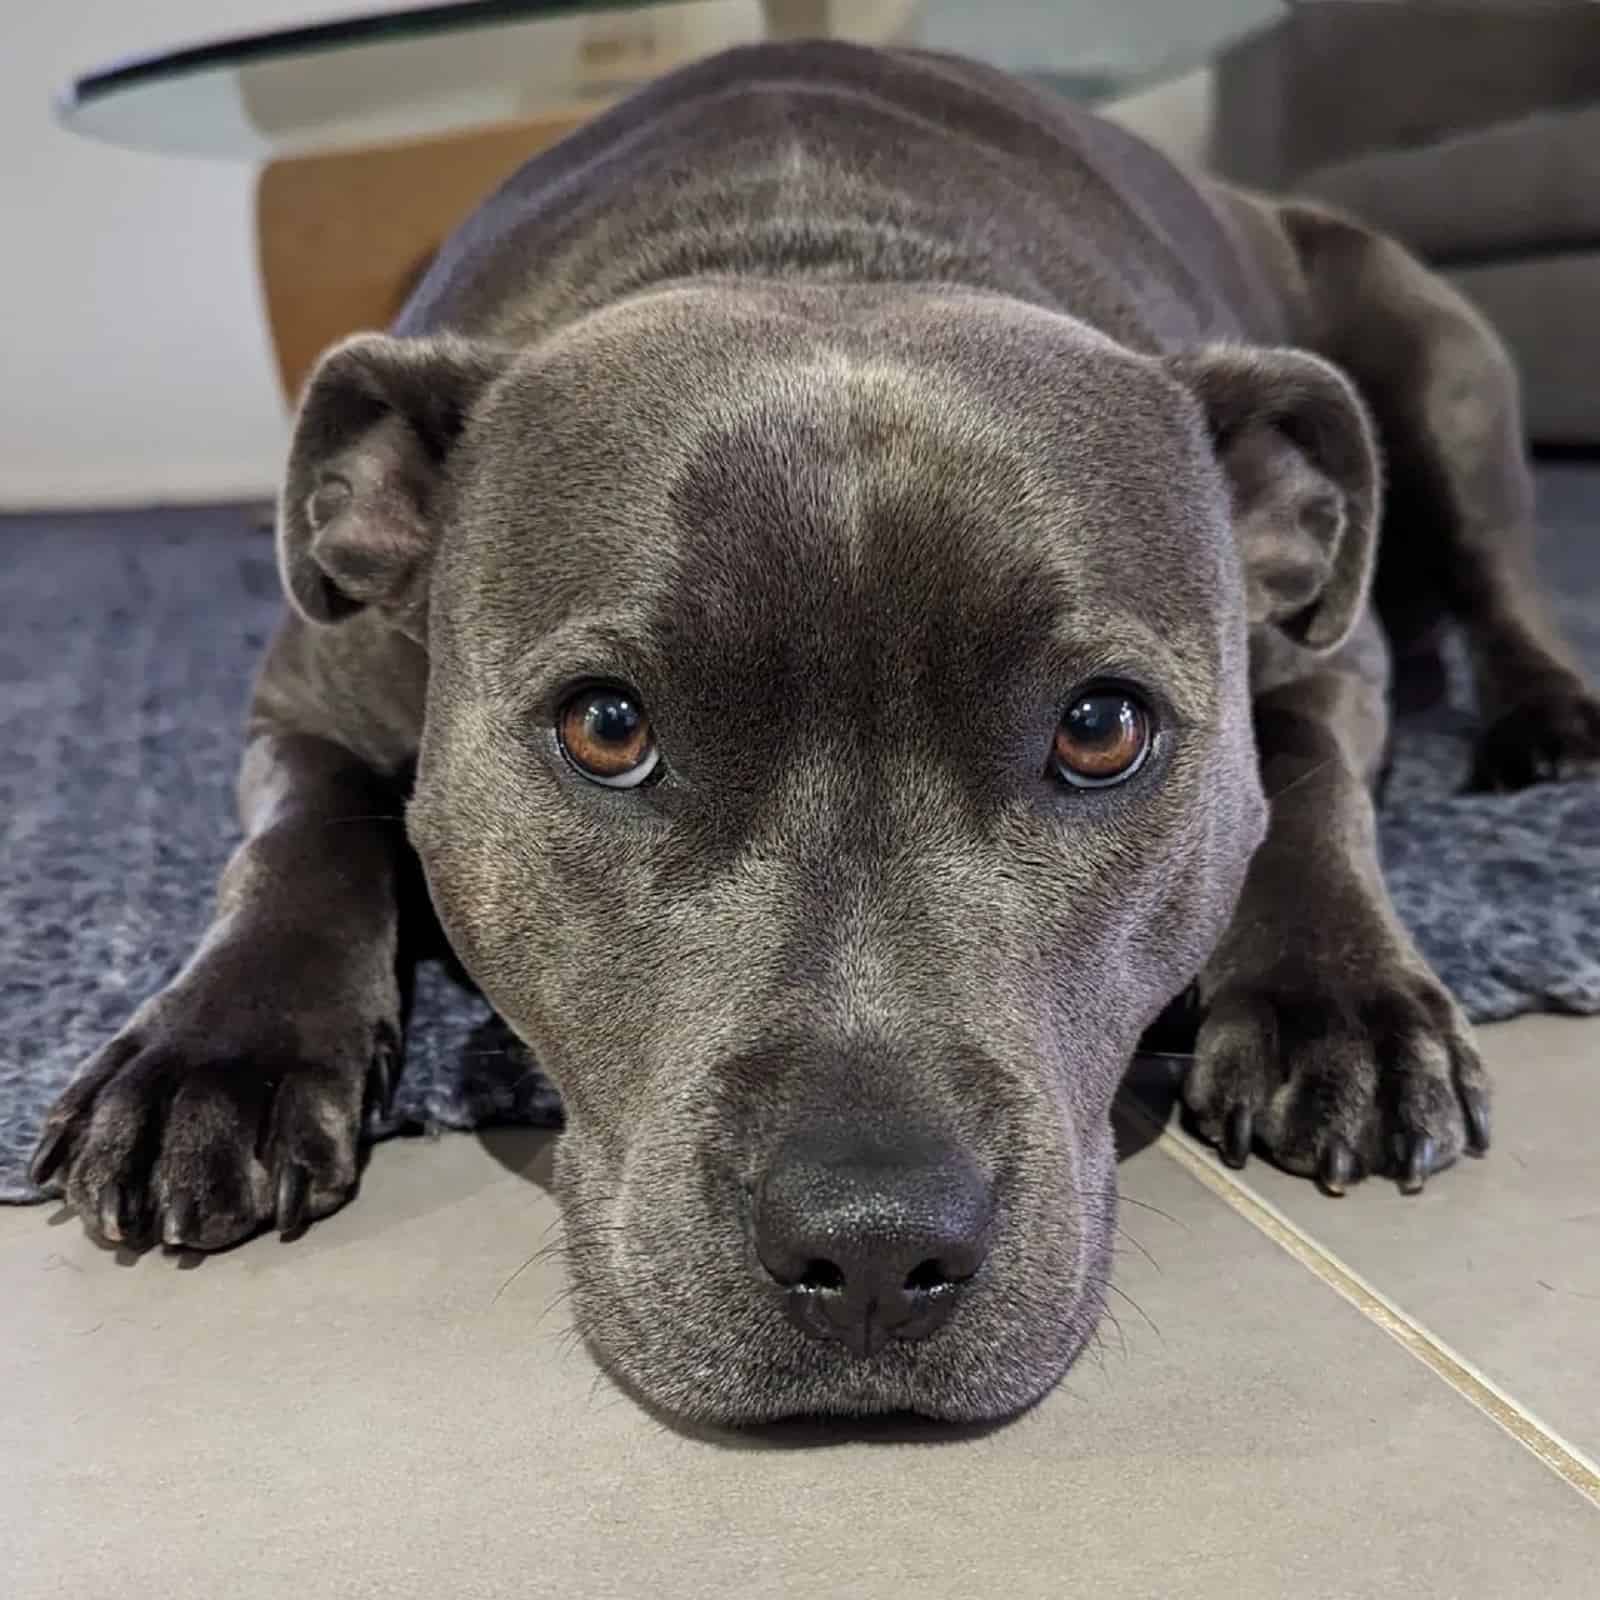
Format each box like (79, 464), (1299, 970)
(32, 43), (1600, 1423)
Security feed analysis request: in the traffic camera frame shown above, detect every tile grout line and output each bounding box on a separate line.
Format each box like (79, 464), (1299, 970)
(1138, 1115), (1600, 1513)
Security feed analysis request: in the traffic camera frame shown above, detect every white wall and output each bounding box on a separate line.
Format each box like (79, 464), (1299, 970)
(1102, 67), (1216, 171)
(0, 1), (380, 509)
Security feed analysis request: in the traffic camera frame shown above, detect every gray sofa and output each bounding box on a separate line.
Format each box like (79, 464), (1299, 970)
(1196, 1), (1600, 444)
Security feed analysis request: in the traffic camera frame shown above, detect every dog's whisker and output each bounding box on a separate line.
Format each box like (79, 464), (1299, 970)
(1262, 754), (1339, 805)
(553, 1319), (592, 1362)
(1091, 1305), (1128, 1365)
(490, 1218), (625, 1303)
(492, 1250), (545, 1304)
(583, 1345), (638, 1416)
(1113, 1223), (1161, 1274)
(533, 1280), (584, 1330)
(1113, 1195), (1186, 1229)
(1097, 1278), (1162, 1343)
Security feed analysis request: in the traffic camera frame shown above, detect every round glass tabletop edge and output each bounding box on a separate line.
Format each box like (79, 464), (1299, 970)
(60, 0), (645, 115)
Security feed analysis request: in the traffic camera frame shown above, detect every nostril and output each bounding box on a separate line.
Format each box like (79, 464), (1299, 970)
(904, 1258), (952, 1294)
(797, 1258), (846, 1292)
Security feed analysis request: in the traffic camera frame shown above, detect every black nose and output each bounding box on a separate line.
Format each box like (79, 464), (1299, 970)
(752, 1124), (994, 1359)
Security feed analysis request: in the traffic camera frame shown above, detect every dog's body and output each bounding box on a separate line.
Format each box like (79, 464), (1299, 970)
(34, 44), (1600, 1423)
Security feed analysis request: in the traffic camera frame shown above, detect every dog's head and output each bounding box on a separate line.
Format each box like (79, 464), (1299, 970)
(278, 285), (1377, 1423)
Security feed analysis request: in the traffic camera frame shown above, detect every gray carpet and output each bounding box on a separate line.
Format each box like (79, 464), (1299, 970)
(4, 474), (1599, 1202)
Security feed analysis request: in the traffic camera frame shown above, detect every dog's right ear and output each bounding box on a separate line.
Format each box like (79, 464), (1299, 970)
(277, 333), (509, 638)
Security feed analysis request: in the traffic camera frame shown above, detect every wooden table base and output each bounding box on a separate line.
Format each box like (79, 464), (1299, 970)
(256, 109), (600, 403)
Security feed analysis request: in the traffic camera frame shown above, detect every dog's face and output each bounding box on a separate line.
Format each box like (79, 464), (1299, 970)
(281, 286), (1376, 1423)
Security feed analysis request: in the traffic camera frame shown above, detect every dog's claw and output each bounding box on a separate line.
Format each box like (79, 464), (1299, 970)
(163, 1197), (197, 1249)
(97, 1184), (125, 1243)
(1462, 1088), (1491, 1155)
(96, 1180), (150, 1245)
(1222, 1105), (1252, 1169)
(1399, 1135), (1435, 1195)
(276, 1163), (310, 1237)
(1317, 1140), (1354, 1197)
(365, 1046), (397, 1119)
(28, 1123), (71, 1187)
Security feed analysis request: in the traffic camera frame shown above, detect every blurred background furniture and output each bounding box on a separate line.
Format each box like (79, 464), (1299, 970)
(1207, 0), (1600, 446)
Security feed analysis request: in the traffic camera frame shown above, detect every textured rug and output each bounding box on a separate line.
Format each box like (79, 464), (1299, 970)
(4, 474), (1599, 1202)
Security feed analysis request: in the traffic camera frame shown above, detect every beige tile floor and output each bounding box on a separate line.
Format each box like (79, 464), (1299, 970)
(3, 1015), (1597, 1600)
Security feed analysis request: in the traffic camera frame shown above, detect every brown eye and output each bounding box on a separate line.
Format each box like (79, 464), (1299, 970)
(1052, 688), (1152, 788)
(558, 688), (658, 788)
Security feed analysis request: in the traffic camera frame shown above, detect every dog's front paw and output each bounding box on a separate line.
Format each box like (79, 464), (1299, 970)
(29, 967), (399, 1250)
(1470, 684), (1600, 791)
(1183, 964), (1490, 1195)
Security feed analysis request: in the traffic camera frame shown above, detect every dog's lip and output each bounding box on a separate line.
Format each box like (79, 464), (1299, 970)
(580, 1268), (1093, 1428)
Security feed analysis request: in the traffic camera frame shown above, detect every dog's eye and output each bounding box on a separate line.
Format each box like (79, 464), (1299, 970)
(558, 687), (659, 788)
(1051, 687), (1152, 788)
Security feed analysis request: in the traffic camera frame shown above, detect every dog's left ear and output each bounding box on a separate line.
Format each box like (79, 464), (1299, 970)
(1168, 345), (1380, 654)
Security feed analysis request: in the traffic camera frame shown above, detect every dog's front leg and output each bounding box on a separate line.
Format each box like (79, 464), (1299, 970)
(29, 722), (411, 1248)
(1183, 663), (1491, 1194)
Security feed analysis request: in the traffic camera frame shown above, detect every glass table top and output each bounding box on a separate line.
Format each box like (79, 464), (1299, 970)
(59, 0), (1286, 162)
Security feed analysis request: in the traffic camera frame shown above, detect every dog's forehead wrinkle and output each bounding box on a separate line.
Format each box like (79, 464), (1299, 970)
(642, 348), (1226, 677)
